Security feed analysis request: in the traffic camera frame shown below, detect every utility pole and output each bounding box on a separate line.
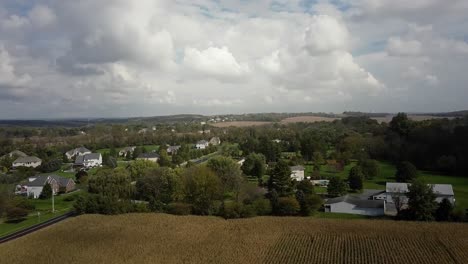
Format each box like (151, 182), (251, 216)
(52, 187), (55, 213)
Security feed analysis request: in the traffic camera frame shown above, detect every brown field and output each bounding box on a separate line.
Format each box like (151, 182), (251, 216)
(280, 116), (339, 124)
(371, 115), (454, 123)
(211, 121), (273, 127)
(1, 214), (467, 264)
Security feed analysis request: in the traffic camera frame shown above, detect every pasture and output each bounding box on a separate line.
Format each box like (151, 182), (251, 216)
(0, 214), (467, 264)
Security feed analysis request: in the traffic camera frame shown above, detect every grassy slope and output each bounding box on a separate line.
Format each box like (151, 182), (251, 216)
(0, 214), (467, 264)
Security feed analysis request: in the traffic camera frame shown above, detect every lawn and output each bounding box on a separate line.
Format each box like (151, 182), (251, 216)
(96, 145), (160, 155)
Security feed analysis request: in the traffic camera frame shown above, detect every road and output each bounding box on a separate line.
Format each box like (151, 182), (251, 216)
(0, 211), (75, 244)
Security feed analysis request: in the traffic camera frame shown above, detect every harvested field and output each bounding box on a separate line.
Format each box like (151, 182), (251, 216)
(210, 121), (272, 127)
(371, 115), (453, 123)
(1, 214), (467, 264)
(280, 116), (339, 123)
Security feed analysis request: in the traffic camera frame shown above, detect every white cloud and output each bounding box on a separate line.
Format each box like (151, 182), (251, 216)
(387, 37), (422, 56)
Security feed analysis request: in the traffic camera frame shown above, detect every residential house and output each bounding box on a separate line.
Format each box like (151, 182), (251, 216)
(209, 137), (221, 146)
(74, 153), (102, 168)
(324, 195), (385, 216)
(386, 182), (455, 204)
(196, 140), (209, 150)
(290, 165), (305, 181)
(167, 145), (181, 155)
(311, 179), (330, 187)
(12, 156), (42, 168)
(15, 175), (75, 199)
(137, 153), (160, 162)
(119, 146), (136, 157)
(66, 147), (91, 160)
(2, 150), (27, 159)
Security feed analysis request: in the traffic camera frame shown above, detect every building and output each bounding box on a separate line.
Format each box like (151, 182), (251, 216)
(12, 156), (42, 168)
(119, 146), (136, 157)
(137, 153), (160, 162)
(74, 153), (102, 168)
(290, 165), (305, 181)
(386, 182), (455, 204)
(167, 145), (181, 155)
(2, 150), (27, 159)
(311, 179), (330, 186)
(66, 147), (92, 160)
(324, 195), (385, 216)
(15, 175), (76, 199)
(209, 137), (221, 146)
(196, 140), (209, 150)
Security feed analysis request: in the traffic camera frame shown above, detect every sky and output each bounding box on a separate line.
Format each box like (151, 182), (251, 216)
(0, 0), (468, 119)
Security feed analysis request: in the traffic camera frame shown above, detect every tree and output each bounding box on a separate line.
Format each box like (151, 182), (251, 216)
(327, 176), (347, 197)
(6, 207), (29, 222)
(88, 167), (134, 199)
(103, 155), (117, 168)
(275, 197), (300, 216)
(406, 178), (437, 221)
(395, 161), (418, 182)
(39, 183), (53, 199)
(136, 167), (177, 209)
(207, 157), (243, 199)
(127, 159), (159, 180)
(311, 151), (324, 172)
(39, 159), (62, 173)
(267, 160), (292, 197)
(182, 166), (221, 215)
(348, 166), (364, 191)
(75, 170), (88, 184)
(359, 159), (379, 180)
(435, 198), (453, 221)
(389, 112), (412, 137)
(241, 153), (266, 182)
(295, 190), (322, 216)
(296, 180), (315, 196)
(157, 149), (171, 167)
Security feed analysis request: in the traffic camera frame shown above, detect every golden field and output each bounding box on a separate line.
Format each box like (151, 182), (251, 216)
(1, 214), (467, 264)
(210, 121), (273, 127)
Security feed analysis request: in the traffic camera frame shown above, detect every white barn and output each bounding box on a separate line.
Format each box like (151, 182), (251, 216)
(386, 182), (455, 204)
(324, 195), (385, 216)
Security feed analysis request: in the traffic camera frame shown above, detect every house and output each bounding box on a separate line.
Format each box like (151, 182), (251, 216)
(198, 130), (211, 134)
(15, 175), (75, 199)
(137, 153), (160, 162)
(196, 140), (209, 150)
(74, 153), (102, 168)
(290, 165), (305, 181)
(209, 137), (221, 146)
(12, 156), (42, 168)
(311, 179), (330, 187)
(386, 182), (455, 204)
(167, 145), (181, 155)
(324, 195), (385, 216)
(66, 147), (91, 160)
(119, 146), (136, 157)
(2, 150), (27, 159)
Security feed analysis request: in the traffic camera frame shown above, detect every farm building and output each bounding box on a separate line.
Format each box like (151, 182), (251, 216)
(324, 195), (385, 216)
(12, 156), (42, 168)
(290, 166), (305, 181)
(386, 182), (455, 204)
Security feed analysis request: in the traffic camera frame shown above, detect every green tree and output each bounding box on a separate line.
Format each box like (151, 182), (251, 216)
(75, 170), (89, 184)
(39, 183), (53, 199)
(267, 160), (292, 196)
(434, 198), (453, 221)
(127, 159), (159, 180)
(276, 197), (300, 216)
(136, 167), (177, 209)
(207, 156), (243, 199)
(88, 167), (134, 199)
(182, 166), (221, 215)
(406, 178), (437, 221)
(395, 161), (418, 182)
(348, 166), (364, 191)
(157, 149), (171, 167)
(6, 207), (29, 222)
(241, 153), (266, 182)
(327, 176), (347, 197)
(389, 112), (412, 137)
(359, 159), (380, 180)
(312, 151), (324, 171)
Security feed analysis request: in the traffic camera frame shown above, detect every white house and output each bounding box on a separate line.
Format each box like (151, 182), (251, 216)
(167, 145), (181, 155)
(386, 182), (455, 204)
(119, 146), (136, 157)
(324, 195), (385, 216)
(196, 140), (209, 150)
(66, 147), (91, 160)
(136, 153), (160, 162)
(290, 165), (305, 181)
(311, 179), (330, 187)
(15, 175), (75, 199)
(209, 137), (221, 146)
(12, 156), (42, 168)
(2, 150), (27, 159)
(74, 153), (102, 168)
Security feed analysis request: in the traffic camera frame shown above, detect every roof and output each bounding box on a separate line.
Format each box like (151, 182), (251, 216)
(137, 153), (160, 159)
(27, 175), (74, 187)
(290, 165), (305, 171)
(50, 175), (74, 187)
(76, 147), (91, 153)
(27, 176), (51, 187)
(74, 153), (101, 164)
(7, 150), (27, 158)
(120, 146), (136, 152)
(197, 140), (209, 145)
(386, 182), (454, 196)
(325, 195), (385, 209)
(167, 145), (181, 152)
(13, 156), (41, 163)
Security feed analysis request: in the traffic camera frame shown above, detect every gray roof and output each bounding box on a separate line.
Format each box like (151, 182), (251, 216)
(197, 140), (209, 145)
(27, 175), (74, 187)
(50, 175), (74, 187)
(167, 145), (181, 152)
(13, 156), (42, 163)
(27, 176), (51, 187)
(325, 195), (385, 209)
(290, 165), (305, 171)
(386, 182), (454, 196)
(120, 146), (136, 152)
(137, 153), (160, 159)
(74, 153), (101, 165)
(7, 150), (27, 158)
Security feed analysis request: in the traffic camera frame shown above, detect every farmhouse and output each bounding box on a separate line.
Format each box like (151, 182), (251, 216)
(209, 137), (221, 146)
(386, 182), (455, 204)
(290, 165), (305, 181)
(66, 147), (92, 160)
(324, 195), (385, 216)
(167, 145), (181, 155)
(74, 153), (102, 168)
(196, 140), (209, 150)
(15, 175), (76, 199)
(119, 146), (136, 157)
(12, 156), (42, 168)
(137, 152), (160, 162)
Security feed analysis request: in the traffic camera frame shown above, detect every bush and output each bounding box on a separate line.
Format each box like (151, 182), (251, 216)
(12, 196), (36, 210)
(39, 159), (62, 173)
(6, 207), (29, 222)
(221, 201), (243, 219)
(252, 198), (272, 216)
(276, 197), (300, 216)
(166, 202), (192, 215)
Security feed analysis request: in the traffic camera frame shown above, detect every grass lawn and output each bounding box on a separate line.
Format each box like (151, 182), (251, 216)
(96, 145), (160, 155)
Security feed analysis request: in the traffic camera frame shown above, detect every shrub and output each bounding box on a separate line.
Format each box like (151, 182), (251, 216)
(166, 202), (192, 215)
(252, 198), (272, 216)
(276, 197), (300, 216)
(221, 201), (243, 219)
(6, 207), (29, 222)
(12, 196), (36, 210)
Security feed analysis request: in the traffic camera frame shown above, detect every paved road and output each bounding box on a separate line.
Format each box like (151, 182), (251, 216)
(0, 211), (75, 244)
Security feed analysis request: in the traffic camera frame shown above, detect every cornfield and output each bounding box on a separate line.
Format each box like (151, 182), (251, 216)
(1, 214), (467, 264)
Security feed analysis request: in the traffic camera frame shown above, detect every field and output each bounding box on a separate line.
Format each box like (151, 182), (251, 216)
(0, 214), (467, 264)
(370, 115), (453, 123)
(210, 121), (272, 127)
(280, 116), (339, 123)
